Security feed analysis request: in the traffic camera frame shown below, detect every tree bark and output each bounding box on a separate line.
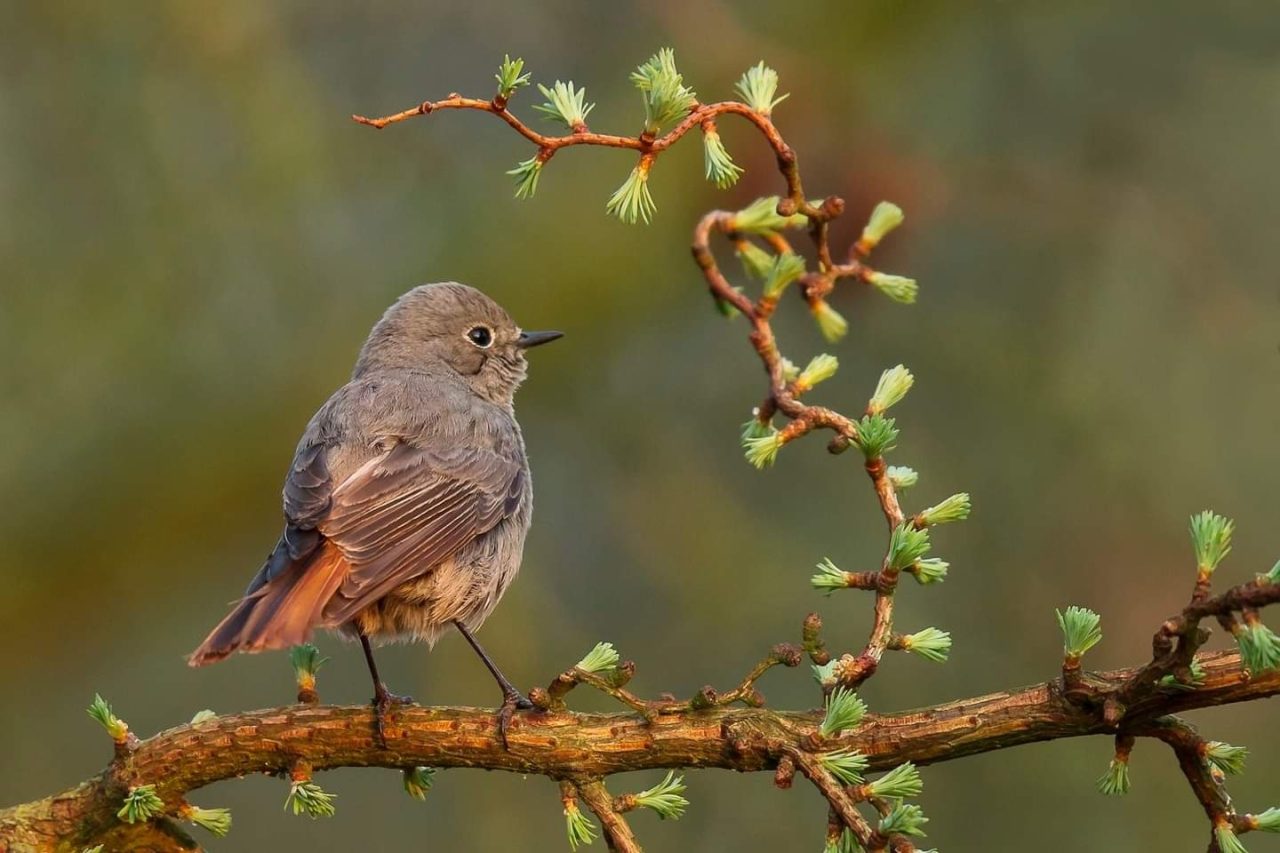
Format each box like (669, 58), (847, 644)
(1, 650), (1273, 851)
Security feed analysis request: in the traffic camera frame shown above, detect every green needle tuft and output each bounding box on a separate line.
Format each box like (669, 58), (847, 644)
(285, 781), (336, 819)
(859, 201), (905, 251)
(743, 429), (785, 469)
(761, 252), (806, 300)
(631, 48), (696, 134)
(868, 365), (914, 414)
(879, 801), (928, 837)
(1189, 510), (1234, 574)
(186, 805), (232, 837)
(1056, 606), (1103, 658)
(495, 55), (531, 100)
(730, 196), (807, 234)
(818, 748), (869, 785)
(507, 156), (544, 199)
(1205, 742), (1248, 777)
(811, 558), (853, 595)
(811, 659), (837, 689)
(117, 785), (165, 824)
(869, 762), (923, 799)
(819, 686), (867, 737)
(909, 557), (949, 585)
(811, 301), (849, 343)
(735, 241), (774, 280)
(887, 523), (931, 571)
(1235, 621), (1280, 675)
(901, 628), (951, 663)
(575, 642), (620, 675)
(87, 694), (129, 741)
(403, 766), (437, 801)
(633, 771), (688, 820)
(290, 644), (329, 682)
(919, 493), (971, 526)
(605, 162), (656, 224)
(564, 800), (597, 850)
(1097, 757), (1130, 795)
(735, 62), (789, 116)
(702, 128), (742, 188)
(887, 466), (918, 491)
(1253, 807), (1280, 832)
(534, 81), (595, 129)
(797, 354), (839, 390)
(855, 414), (899, 460)
(868, 271), (918, 304)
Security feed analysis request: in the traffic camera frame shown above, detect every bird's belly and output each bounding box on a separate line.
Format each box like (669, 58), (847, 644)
(348, 520), (526, 646)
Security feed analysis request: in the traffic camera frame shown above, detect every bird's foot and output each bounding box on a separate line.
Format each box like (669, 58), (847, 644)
(372, 683), (415, 748)
(496, 688), (535, 749)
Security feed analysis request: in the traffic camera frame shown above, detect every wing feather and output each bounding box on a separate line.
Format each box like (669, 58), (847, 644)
(316, 440), (521, 625)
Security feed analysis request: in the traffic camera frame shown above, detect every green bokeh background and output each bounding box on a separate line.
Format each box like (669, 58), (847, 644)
(2, 2), (1278, 850)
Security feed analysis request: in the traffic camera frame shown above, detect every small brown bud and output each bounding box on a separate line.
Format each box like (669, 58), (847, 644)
(776, 198), (798, 217)
(689, 686), (718, 710)
(771, 643), (803, 667)
(527, 687), (551, 711)
(774, 755), (796, 789)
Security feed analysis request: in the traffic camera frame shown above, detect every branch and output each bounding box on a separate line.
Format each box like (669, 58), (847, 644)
(4, 650), (1274, 849)
(574, 780), (642, 853)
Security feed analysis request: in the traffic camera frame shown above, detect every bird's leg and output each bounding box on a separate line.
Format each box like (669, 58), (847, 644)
(453, 620), (533, 746)
(359, 631), (413, 748)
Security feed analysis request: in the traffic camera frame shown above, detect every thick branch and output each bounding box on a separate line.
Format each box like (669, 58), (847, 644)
(4, 650), (1274, 850)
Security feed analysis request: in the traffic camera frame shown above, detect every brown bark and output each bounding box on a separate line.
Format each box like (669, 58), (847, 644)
(1, 650), (1273, 851)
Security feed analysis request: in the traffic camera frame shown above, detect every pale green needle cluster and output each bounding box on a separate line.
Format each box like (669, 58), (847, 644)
(1096, 756), (1130, 796)
(564, 800), (597, 850)
(403, 766), (437, 801)
(534, 81), (595, 129)
(495, 55), (531, 100)
(633, 771), (689, 820)
(186, 805), (233, 837)
(605, 163), (657, 224)
(117, 785), (164, 824)
(630, 48), (696, 134)
(285, 780), (337, 819)
(87, 694), (128, 741)
(575, 641), (620, 675)
(1056, 606), (1103, 658)
(819, 686), (867, 737)
(734, 61), (789, 116)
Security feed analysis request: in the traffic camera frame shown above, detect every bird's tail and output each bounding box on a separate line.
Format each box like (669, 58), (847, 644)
(188, 544), (349, 666)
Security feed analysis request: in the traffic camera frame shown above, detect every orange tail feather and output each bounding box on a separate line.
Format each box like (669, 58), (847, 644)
(188, 545), (349, 666)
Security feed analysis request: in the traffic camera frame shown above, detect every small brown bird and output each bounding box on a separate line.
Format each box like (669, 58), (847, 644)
(190, 282), (560, 741)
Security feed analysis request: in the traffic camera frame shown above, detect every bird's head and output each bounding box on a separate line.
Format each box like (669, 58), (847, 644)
(354, 282), (561, 405)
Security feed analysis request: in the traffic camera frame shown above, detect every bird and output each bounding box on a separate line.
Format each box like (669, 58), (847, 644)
(189, 282), (561, 744)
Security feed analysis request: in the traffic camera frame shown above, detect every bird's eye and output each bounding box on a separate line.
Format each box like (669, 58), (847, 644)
(467, 326), (493, 348)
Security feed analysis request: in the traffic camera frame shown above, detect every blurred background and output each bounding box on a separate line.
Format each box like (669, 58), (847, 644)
(2, 2), (1278, 850)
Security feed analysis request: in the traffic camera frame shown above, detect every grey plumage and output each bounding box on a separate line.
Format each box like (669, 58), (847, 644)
(190, 282), (556, 666)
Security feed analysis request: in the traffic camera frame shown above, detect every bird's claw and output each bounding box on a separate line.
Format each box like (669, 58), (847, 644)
(372, 684), (414, 748)
(496, 689), (534, 748)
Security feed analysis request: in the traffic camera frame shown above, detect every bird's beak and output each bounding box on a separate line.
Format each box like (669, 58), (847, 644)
(516, 330), (563, 349)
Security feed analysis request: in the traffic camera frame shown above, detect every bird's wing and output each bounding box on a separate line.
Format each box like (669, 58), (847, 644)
(242, 440), (333, 595)
(316, 440), (524, 624)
